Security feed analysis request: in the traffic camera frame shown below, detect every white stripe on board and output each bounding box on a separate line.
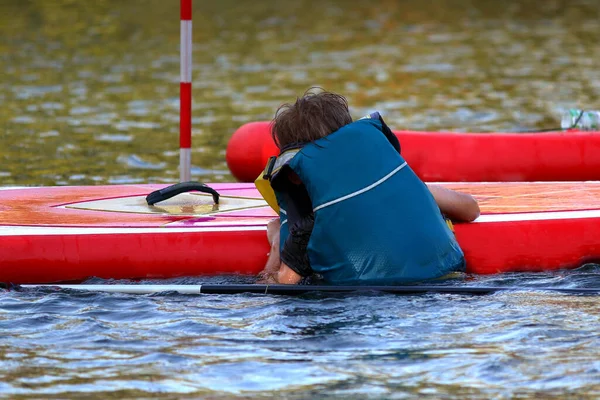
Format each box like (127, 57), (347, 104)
(0, 187), (35, 191)
(0, 225), (266, 237)
(180, 20), (192, 83)
(314, 162), (407, 212)
(474, 209), (600, 223)
(2, 210), (600, 236)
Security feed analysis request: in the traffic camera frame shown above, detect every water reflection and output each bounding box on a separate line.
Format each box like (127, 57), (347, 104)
(2, 272), (600, 397)
(1, 0), (599, 186)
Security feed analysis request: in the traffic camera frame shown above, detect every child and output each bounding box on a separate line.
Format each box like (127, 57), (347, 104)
(257, 89), (479, 285)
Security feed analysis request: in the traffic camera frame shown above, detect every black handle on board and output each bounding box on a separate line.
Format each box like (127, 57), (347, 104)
(145, 182), (220, 205)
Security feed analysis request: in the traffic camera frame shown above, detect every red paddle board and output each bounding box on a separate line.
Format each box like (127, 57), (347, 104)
(225, 121), (600, 182)
(1, 182), (600, 284)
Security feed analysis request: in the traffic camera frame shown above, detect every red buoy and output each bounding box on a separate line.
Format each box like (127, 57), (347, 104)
(226, 121), (279, 182)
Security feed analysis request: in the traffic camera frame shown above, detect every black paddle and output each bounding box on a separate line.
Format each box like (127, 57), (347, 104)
(3, 283), (600, 296)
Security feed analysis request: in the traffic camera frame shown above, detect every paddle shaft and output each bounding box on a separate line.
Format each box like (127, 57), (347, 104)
(13, 284), (600, 296)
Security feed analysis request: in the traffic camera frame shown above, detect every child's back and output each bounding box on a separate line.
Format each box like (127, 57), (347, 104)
(257, 89), (477, 285)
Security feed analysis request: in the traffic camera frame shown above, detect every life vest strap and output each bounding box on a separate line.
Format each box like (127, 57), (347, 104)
(313, 161), (407, 212)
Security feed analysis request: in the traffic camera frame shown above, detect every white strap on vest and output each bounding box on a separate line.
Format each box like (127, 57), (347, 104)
(313, 161), (408, 212)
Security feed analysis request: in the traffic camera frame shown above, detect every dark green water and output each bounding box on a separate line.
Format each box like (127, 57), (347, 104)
(2, 0), (600, 398)
(1, 0), (599, 186)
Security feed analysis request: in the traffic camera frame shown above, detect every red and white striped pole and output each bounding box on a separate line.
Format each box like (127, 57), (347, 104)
(180, 0), (192, 182)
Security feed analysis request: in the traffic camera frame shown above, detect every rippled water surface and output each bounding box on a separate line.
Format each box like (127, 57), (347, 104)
(2, 0), (600, 398)
(1, 0), (600, 185)
(2, 270), (600, 399)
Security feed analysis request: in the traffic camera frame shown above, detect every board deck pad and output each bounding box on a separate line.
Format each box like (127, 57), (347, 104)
(0, 184), (274, 227)
(67, 192), (267, 217)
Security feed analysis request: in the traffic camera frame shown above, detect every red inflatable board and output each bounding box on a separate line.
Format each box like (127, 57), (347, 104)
(226, 122), (600, 182)
(1, 182), (600, 284)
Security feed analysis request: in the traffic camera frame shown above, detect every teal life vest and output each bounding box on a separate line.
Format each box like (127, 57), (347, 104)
(272, 117), (465, 285)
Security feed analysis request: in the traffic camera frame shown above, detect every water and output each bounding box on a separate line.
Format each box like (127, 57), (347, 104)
(2, 270), (600, 399)
(1, 0), (600, 185)
(2, 0), (600, 397)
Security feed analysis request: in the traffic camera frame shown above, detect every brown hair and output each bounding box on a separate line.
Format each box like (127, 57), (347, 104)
(271, 88), (353, 149)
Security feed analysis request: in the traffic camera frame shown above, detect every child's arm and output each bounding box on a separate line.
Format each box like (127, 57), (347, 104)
(427, 184), (480, 222)
(257, 218), (284, 283)
(276, 263), (303, 284)
(258, 170), (312, 284)
(257, 218), (303, 284)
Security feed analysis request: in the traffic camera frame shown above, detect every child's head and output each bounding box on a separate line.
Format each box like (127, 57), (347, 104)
(272, 88), (352, 149)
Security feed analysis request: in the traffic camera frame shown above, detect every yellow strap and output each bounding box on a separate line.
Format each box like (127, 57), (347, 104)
(255, 168), (280, 214)
(254, 148), (302, 214)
